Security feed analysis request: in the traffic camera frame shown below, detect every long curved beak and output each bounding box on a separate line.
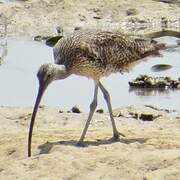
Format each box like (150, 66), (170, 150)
(28, 83), (46, 157)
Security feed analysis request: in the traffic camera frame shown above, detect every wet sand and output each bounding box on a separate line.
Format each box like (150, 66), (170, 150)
(0, 105), (180, 179)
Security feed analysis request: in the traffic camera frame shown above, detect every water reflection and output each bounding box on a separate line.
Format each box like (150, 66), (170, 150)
(129, 87), (172, 96)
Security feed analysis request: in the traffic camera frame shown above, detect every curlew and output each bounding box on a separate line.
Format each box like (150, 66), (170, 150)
(28, 30), (167, 157)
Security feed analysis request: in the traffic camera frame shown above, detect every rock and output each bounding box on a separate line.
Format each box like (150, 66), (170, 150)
(96, 109), (104, 114)
(56, 26), (63, 36)
(71, 106), (81, 113)
(176, 84), (180, 89)
(79, 14), (86, 21)
(126, 8), (138, 16)
(138, 20), (147, 23)
(129, 112), (138, 119)
(59, 110), (64, 113)
(139, 113), (161, 121)
(91, 8), (100, 13)
(156, 80), (167, 88)
(177, 39), (180, 45)
(45, 36), (63, 47)
(139, 113), (154, 121)
(113, 105), (164, 121)
(135, 74), (148, 82)
(34, 35), (63, 47)
(34, 35), (50, 42)
(129, 75), (180, 90)
(151, 64), (172, 72)
(74, 26), (83, 31)
(93, 16), (102, 19)
(153, 0), (179, 4)
(170, 80), (179, 88)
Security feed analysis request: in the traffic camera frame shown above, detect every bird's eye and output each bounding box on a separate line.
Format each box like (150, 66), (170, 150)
(47, 74), (51, 78)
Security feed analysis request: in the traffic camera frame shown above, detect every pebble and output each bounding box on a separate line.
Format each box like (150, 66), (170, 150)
(45, 36), (63, 47)
(71, 105), (81, 113)
(126, 8), (138, 16)
(56, 26), (63, 36)
(93, 16), (102, 19)
(154, 0), (179, 4)
(59, 110), (64, 113)
(34, 36), (50, 42)
(96, 109), (104, 114)
(74, 26), (83, 31)
(139, 113), (154, 121)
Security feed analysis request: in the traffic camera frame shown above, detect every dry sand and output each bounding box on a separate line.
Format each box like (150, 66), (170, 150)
(0, 105), (180, 179)
(1, 0), (180, 179)
(0, 0), (180, 37)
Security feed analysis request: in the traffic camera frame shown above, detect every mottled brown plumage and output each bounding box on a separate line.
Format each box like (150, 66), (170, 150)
(28, 30), (166, 157)
(53, 30), (164, 79)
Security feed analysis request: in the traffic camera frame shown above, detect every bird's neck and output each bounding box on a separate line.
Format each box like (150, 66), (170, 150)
(53, 64), (71, 80)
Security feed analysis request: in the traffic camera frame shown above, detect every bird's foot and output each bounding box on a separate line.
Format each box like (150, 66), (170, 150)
(76, 141), (87, 147)
(111, 133), (119, 141)
(111, 131), (125, 141)
(118, 131), (126, 137)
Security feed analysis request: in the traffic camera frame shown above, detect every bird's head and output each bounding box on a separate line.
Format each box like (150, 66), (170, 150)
(37, 63), (58, 89)
(28, 63), (70, 157)
(37, 63), (71, 94)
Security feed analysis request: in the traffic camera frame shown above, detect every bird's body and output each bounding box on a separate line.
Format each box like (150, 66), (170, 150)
(53, 30), (163, 79)
(28, 30), (166, 157)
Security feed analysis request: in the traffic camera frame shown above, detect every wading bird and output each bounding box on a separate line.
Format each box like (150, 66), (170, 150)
(28, 30), (167, 157)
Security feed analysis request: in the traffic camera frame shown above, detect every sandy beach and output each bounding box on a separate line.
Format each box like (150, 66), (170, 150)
(0, 0), (180, 37)
(0, 105), (180, 179)
(0, 0), (180, 179)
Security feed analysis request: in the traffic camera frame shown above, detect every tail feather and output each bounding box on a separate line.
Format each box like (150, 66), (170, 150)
(140, 42), (166, 58)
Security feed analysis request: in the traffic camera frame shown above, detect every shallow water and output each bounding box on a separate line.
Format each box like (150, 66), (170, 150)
(0, 37), (180, 112)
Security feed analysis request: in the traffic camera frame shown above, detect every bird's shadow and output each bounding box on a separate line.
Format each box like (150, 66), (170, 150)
(38, 137), (149, 155)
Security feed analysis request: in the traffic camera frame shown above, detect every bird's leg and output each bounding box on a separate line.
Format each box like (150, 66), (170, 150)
(77, 83), (98, 146)
(98, 81), (122, 140)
